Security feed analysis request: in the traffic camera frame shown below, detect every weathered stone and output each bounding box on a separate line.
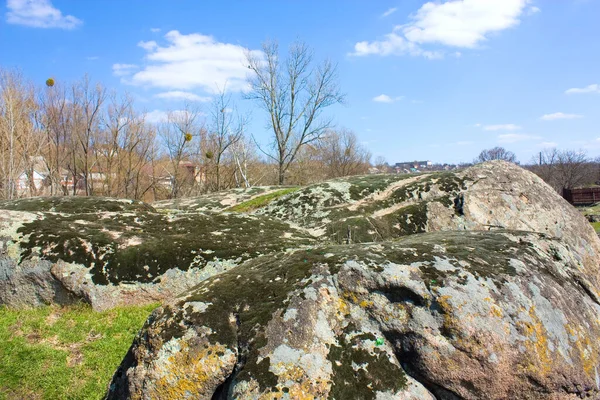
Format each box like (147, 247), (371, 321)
(0, 202), (315, 311)
(4, 162), (600, 398)
(153, 186), (292, 213)
(258, 161), (600, 294)
(106, 231), (600, 399)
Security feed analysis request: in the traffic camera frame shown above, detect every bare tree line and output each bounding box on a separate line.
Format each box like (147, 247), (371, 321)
(474, 146), (600, 194)
(0, 42), (371, 201)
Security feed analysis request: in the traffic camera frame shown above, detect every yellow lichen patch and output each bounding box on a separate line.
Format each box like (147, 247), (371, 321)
(342, 291), (359, 304)
(359, 299), (374, 309)
(150, 342), (235, 400)
(337, 297), (350, 317)
(436, 295), (461, 337)
(266, 363), (330, 399)
(490, 304), (503, 318)
(516, 307), (553, 377)
(566, 325), (600, 378)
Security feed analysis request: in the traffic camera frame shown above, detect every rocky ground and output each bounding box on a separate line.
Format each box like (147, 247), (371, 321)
(2, 161), (600, 399)
(0, 196), (313, 311)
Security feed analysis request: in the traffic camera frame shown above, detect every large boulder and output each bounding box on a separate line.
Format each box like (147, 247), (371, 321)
(258, 161), (600, 296)
(0, 197), (314, 311)
(106, 231), (600, 399)
(105, 162), (600, 399)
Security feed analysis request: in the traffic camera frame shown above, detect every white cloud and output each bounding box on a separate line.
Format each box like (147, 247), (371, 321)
(352, 0), (531, 58)
(539, 141), (557, 148)
(138, 40), (158, 51)
(565, 84), (600, 95)
(112, 64), (139, 77)
(6, 0), (82, 29)
(527, 6), (541, 14)
(120, 30), (262, 94)
(497, 133), (541, 143)
(155, 91), (211, 102)
(373, 94), (403, 103)
(483, 124), (522, 131)
(540, 112), (583, 121)
(144, 110), (170, 124)
(353, 32), (443, 58)
(144, 109), (202, 124)
(381, 7), (398, 18)
(150, 28), (161, 33)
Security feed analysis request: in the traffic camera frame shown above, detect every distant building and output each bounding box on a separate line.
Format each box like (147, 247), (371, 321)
(16, 156), (50, 196)
(393, 160), (432, 172)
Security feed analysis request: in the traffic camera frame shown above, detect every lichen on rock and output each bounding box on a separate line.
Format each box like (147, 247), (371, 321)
(107, 230), (600, 399)
(0, 199), (315, 311)
(3, 161), (600, 399)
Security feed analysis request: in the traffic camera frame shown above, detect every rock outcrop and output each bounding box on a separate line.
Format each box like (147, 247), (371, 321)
(107, 231), (600, 399)
(153, 186), (293, 213)
(0, 197), (314, 311)
(258, 161), (600, 293)
(105, 161), (600, 399)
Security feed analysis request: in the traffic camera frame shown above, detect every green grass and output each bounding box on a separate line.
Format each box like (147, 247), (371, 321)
(591, 222), (600, 233)
(227, 187), (299, 212)
(0, 303), (157, 400)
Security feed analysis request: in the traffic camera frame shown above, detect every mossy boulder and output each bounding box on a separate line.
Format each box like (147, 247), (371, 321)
(107, 231), (600, 399)
(0, 199), (315, 311)
(0, 196), (155, 213)
(256, 162), (600, 288)
(153, 186), (293, 213)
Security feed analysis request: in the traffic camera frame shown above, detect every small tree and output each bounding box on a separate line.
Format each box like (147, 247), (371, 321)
(317, 128), (371, 178)
(529, 148), (592, 192)
(158, 104), (203, 198)
(246, 40), (345, 185)
(475, 147), (517, 163)
(205, 88), (246, 191)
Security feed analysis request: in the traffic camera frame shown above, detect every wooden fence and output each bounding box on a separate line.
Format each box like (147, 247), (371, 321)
(562, 187), (600, 205)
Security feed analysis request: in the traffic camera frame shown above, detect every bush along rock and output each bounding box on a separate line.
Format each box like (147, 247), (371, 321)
(0, 197), (314, 311)
(106, 231), (600, 399)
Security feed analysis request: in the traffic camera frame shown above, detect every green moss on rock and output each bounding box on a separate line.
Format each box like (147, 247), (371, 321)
(0, 196), (155, 213)
(16, 210), (315, 285)
(327, 329), (407, 399)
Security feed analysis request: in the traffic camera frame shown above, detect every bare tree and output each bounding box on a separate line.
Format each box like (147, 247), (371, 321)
(285, 144), (326, 185)
(475, 147), (517, 163)
(317, 128), (371, 178)
(71, 75), (106, 196)
(205, 88), (246, 191)
(246, 40), (345, 185)
(158, 104), (204, 198)
(101, 92), (155, 199)
(40, 80), (72, 195)
(530, 148), (592, 192)
(229, 134), (263, 188)
(0, 69), (41, 199)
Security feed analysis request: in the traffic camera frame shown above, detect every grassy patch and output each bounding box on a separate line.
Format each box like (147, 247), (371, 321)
(227, 187), (299, 212)
(0, 303), (156, 400)
(591, 222), (600, 233)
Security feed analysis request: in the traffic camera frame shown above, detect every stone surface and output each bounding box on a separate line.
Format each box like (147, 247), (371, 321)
(3, 162), (600, 398)
(0, 198), (314, 311)
(107, 231), (600, 399)
(258, 161), (600, 295)
(153, 186), (293, 213)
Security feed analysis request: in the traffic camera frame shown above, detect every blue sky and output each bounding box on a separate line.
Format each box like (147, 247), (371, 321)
(1, 0), (599, 164)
